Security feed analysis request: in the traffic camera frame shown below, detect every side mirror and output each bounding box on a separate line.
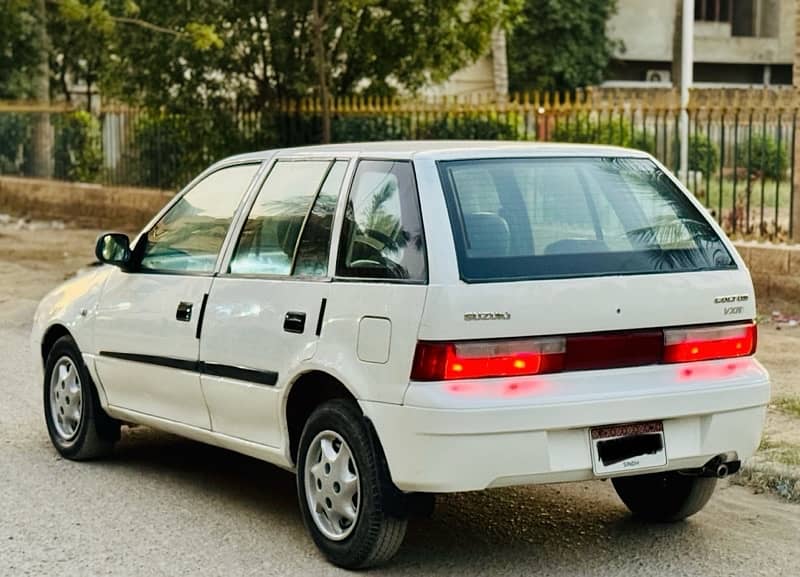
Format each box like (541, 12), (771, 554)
(95, 233), (132, 268)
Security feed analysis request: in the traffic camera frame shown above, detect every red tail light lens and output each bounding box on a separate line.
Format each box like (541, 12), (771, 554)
(663, 323), (757, 363)
(411, 322), (757, 381)
(411, 338), (565, 381)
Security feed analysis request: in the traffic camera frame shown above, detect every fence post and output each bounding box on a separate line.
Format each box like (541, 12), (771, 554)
(792, 0), (800, 241)
(793, 112), (800, 241)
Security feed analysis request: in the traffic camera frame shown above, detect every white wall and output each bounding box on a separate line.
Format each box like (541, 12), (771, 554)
(609, 0), (794, 65)
(608, 0), (678, 61)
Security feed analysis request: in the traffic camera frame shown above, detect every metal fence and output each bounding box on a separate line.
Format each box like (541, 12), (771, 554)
(0, 88), (798, 242)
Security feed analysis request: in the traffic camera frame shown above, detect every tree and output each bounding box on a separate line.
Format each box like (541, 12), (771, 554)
(95, 0), (519, 111)
(507, 0), (620, 93)
(0, 0), (41, 99)
(31, 0), (53, 177)
(48, 0), (220, 108)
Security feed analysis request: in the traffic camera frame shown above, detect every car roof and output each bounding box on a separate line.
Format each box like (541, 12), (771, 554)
(220, 141), (651, 165)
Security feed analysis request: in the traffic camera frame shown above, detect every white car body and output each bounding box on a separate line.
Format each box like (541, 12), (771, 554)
(32, 142), (769, 495)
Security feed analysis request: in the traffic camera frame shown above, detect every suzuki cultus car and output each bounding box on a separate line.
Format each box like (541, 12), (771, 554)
(33, 142), (769, 568)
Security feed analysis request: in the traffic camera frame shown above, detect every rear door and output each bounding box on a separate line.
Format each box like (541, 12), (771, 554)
(94, 162), (261, 428)
(421, 155), (755, 342)
(199, 158), (349, 446)
(317, 159), (429, 405)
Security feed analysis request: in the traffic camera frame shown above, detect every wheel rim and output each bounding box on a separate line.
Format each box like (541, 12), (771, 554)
(304, 430), (361, 541)
(49, 356), (83, 441)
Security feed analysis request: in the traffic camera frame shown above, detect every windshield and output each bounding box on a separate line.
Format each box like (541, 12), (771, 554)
(438, 157), (735, 282)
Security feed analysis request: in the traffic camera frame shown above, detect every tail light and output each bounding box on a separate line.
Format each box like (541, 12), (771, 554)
(410, 337), (565, 381)
(663, 323), (757, 363)
(411, 322), (757, 381)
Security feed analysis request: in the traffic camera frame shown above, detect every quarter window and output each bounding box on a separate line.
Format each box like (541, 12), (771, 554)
(230, 160), (333, 276)
(337, 160), (427, 282)
(293, 160), (348, 277)
(139, 163), (259, 273)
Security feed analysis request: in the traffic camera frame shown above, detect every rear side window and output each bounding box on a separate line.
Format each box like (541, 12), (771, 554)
(337, 160), (427, 282)
(439, 157), (735, 282)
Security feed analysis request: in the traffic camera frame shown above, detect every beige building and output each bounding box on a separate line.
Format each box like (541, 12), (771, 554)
(606, 0), (795, 86)
(423, 29), (509, 98)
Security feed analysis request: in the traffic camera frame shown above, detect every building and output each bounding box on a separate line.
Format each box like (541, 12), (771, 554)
(606, 0), (794, 87)
(422, 29), (509, 99)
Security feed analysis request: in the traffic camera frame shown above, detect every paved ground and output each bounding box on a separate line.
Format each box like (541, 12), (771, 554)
(1, 223), (799, 576)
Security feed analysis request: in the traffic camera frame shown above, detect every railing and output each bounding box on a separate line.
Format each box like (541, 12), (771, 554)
(1, 88), (798, 242)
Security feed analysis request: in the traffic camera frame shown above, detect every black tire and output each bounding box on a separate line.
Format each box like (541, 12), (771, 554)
(43, 335), (120, 460)
(296, 399), (407, 569)
(612, 471), (717, 522)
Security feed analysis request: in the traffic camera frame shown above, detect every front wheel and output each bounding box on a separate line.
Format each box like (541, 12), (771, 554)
(43, 335), (120, 460)
(296, 399), (407, 569)
(612, 471), (717, 522)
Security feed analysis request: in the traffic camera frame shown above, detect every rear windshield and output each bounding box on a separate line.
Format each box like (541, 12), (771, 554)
(438, 157), (735, 282)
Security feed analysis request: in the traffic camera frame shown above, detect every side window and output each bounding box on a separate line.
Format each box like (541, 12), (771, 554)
(337, 160), (427, 281)
(139, 163), (259, 273)
(229, 160), (332, 275)
(293, 160), (348, 277)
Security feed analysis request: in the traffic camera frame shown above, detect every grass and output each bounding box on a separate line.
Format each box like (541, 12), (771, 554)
(773, 397), (800, 419)
(689, 177), (791, 212)
(758, 435), (800, 467)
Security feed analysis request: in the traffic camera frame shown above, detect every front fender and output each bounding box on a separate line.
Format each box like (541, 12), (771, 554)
(31, 264), (114, 368)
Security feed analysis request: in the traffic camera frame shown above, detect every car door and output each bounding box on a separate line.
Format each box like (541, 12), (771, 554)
(93, 162), (262, 428)
(199, 158), (350, 446)
(319, 159), (429, 405)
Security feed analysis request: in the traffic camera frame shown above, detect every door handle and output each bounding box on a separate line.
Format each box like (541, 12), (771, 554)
(283, 311), (306, 334)
(176, 301), (193, 322)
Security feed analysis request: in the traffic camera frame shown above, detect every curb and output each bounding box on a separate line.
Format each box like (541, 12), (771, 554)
(731, 456), (800, 502)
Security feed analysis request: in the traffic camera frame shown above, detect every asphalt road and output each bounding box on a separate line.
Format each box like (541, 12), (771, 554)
(2, 311), (799, 577)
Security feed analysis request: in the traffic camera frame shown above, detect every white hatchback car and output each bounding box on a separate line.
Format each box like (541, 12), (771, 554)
(33, 142), (769, 568)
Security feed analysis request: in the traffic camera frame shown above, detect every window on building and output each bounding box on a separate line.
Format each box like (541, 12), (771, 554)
(696, 0), (763, 37)
(695, 0), (733, 23)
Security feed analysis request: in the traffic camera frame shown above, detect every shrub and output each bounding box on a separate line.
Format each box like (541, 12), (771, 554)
(736, 134), (788, 180)
(332, 115), (413, 142)
(0, 113), (30, 174)
(688, 134), (719, 175)
(423, 114), (518, 140)
(127, 111), (251, 189)
(551, 114), (654, 154)
(53, 111), (103, 182)
(631, 131), (656, 155)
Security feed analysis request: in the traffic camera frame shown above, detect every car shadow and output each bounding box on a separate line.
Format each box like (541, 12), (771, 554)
(97, 425), (715, 575)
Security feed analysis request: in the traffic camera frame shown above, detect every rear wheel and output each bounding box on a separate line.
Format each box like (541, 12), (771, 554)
(43, 335), (120, 460)
(612, 471), (717, 522)
(296, 399), (407, 569)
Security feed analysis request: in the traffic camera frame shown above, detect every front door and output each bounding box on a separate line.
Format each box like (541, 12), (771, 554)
(199, 158), (349, 446)
(93, 162), (261, 428)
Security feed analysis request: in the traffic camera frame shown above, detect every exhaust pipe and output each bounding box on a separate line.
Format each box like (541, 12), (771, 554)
(685, 455), (741, 478)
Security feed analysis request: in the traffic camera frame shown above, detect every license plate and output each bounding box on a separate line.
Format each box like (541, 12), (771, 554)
(589, 421), (667, 476)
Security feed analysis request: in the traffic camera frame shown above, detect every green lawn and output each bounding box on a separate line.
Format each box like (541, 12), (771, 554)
(685, 177), (793, 235)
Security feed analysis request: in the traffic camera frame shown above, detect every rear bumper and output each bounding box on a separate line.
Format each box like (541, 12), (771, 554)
(360, 358), (770, 492)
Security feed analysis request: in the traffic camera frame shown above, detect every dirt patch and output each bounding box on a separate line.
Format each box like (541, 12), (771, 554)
(0, 220), (106, 325)
(0, 176), (171, 231)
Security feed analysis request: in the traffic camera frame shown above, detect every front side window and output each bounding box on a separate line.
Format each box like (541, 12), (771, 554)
(230, 160), (340, 276)
(336, 160), (427, 282)
(139, 163), (259, 273)
(439, 157), (735, 282)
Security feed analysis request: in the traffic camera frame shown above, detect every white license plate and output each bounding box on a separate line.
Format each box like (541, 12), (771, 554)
(589, 421), (667, 476)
